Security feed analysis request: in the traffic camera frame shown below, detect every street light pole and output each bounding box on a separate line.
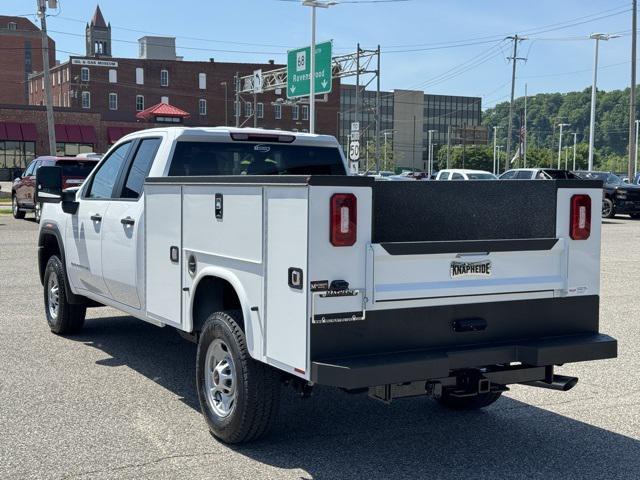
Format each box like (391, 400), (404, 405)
(635, 119), (639, 177)
(427, 129), (435, 176)
(493, 126), (500, 175)
(573, 132), (578, 171)
(588, 33), (619, 170)
(302, 1), (336, 134)
(557, 123), (570, 169)
(220, 81), (228, 126)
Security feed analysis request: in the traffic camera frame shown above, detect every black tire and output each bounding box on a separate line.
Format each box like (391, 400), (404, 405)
(602, 197), (616, 219)
(12, 195), (25, 219)
(437, 390), (503, 410)
(34, 202), (42, 223)
(196, 311), (281, 444)
(43, 255), (86, 334)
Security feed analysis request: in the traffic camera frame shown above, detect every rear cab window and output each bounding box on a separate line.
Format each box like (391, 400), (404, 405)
(167, 141), (346, 177)
(55, 160), (98, 178)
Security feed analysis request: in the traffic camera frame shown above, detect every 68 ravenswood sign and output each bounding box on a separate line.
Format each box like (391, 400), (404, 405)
(286, 41), (332, 99)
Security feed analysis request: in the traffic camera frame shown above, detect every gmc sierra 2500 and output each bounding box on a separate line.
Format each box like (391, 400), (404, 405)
(35, 127), (616, 444)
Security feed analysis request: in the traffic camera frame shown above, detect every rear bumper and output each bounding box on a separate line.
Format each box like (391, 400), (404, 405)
(311, 333), (617, 389)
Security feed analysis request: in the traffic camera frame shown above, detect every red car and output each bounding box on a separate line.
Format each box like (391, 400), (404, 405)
(12, 156), (99, 223)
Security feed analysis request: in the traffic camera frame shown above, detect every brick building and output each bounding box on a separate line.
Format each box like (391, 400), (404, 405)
(0, 15), (55, 105)
(1, 5), (340, 179)
(28, 56), (339, 135)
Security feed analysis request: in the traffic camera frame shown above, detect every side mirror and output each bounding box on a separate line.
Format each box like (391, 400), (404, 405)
(36, 166), (63, 203)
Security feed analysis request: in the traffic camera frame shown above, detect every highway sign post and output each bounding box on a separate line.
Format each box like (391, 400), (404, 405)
(287, 40), (333, 99)
(349, 121), (360, 173)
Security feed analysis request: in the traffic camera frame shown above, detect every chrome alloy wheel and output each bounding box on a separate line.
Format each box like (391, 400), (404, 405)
(47, 273), (60, 320)
(204, 339), (237, 418)
(12, 196), (18, 216)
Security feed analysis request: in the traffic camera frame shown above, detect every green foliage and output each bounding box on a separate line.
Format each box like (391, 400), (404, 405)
(483, 86), (639, 170)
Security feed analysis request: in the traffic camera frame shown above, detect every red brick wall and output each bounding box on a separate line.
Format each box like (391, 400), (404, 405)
(0, 16), (55, 105)
(30, 57), (340, 135)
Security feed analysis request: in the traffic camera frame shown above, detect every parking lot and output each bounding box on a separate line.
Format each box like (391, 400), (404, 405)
(0, 213), (639, 480)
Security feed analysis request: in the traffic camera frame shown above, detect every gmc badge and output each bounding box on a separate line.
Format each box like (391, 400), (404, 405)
(288, 267), (303, 290)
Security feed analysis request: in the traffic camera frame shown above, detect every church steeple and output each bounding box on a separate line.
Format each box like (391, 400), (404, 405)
(85, 5), (111, 57)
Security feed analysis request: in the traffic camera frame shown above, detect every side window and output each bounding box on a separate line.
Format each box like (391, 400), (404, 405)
(24, 161), (37, 176)
(515, 170), (532, 179)
(86, 142), (132, 199)
(500, 170), (516, 179)
(452, 172), (464, 180)
(440, 172), (450, 180)
(118, 138), (162, 199)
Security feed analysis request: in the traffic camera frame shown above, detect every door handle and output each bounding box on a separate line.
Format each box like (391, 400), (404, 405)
(90, 214), (102, 222)
(120, 216), (135, 226)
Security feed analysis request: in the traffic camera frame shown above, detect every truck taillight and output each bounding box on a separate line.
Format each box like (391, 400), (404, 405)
(570, 194), (591, 240)
(330, 193), (357, 246)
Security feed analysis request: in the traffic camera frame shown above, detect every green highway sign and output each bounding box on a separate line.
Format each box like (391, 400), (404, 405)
(287, 40), (333, 99)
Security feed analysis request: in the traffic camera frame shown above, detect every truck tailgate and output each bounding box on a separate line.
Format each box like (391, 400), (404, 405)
(371, 238), (565, 302)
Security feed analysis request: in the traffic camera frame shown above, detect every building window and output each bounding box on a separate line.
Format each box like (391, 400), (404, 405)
(109, 93), (118, 110)
(0, 140), (36, 168)
(160, 69), (169, 87)
(8, 22), (17, 30)
(198, 73), (206, 90)
(136, 95), (144, 112)
(52, 73), (56, 86)
(64, 92), (68, 107)
(109, 69), (117, 83)
(292, 105), (299, 121)
(41, 78), (44, 89)
(57, 70), (61, 84)
(81, 91), (91, 109)
(81, 67), (90, 82)
(245, 102), (252, 117)
(302, 105), (309, 121)
(256, 102), (264, 119)
(274, 103), (282, 120)
(56, 143), (94, 157)
(199, 98), (207, 115)
(136, 67), (144, 85)
(161, 96), (169, 104)
(29, 82), (32, 94)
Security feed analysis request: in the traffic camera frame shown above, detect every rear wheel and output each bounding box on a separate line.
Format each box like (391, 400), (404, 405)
(12, 195), (25, 219)
(437, 390), (503, 410)
(196, 311), (281, 443)
(44, 255), (86, 334)
(602, 198), (615, 218)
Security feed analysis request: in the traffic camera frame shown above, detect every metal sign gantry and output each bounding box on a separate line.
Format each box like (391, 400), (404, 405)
(233, 45), (381, 172)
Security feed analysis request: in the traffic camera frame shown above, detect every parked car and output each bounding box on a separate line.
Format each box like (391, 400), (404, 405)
(573, 171), (640, 219)
(436, 169), (497, 180)
(35, 126), (615, 444)
(500, 168), (577, 180)
(12, 156), (99, 223)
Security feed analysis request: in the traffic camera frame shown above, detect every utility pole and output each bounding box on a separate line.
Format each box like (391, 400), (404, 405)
(375, 45), (381, 173)
(505, 34), (527, 171)
(497, 145), (503, 170)
(355, 43), (360, 138)
(564, 146), (569, 170)
(523, 83), (528, 167)
(412, 115), (416, 172)
(234, 72), (240, 127)
(573, 132), (578, 171)
(37, 0), (56, 155)
(557, 123), (570, 169)
(383, 131), (390, 171)
(427, 129), (435, 177)
(493, 126), (500, 174)
(446, 125), (451, 169)
(220, 81), (228, 126)
(629, 0), (637, 182)
(629, 120), (640, 177)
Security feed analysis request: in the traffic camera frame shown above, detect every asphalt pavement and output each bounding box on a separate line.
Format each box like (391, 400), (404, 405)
(0, 213), (639, 479)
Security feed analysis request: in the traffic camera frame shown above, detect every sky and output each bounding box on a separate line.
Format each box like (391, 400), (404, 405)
(3, 0), (637, 110)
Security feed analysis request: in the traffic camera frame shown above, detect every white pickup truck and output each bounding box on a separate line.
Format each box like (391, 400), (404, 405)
(36, 127), (617, 443)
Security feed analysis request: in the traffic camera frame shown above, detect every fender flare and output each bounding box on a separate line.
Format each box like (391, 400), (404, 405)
(188, 266), (262, 360)
(38, 222), (84, 305)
